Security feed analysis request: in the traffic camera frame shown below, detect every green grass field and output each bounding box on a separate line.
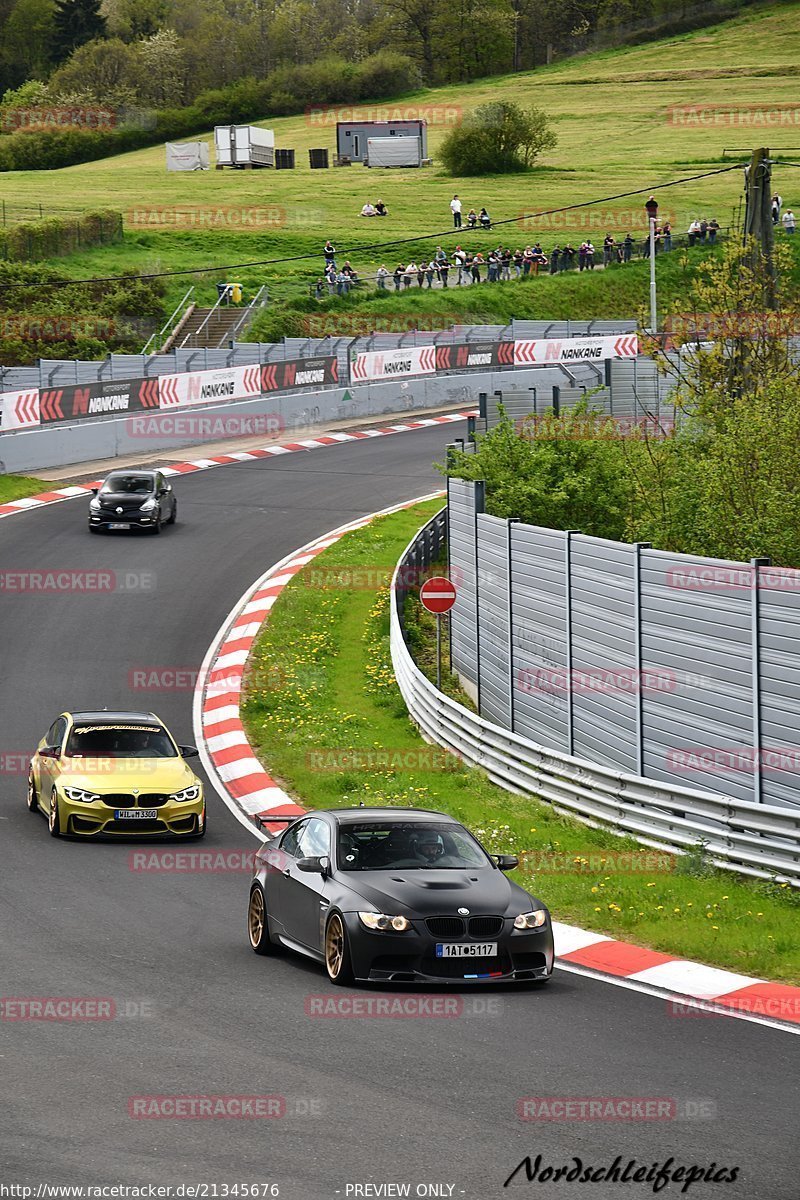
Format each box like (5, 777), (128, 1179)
(6, 2), (800, 317)
(240, 500), (800, 984)
(0, 474), (48, 503)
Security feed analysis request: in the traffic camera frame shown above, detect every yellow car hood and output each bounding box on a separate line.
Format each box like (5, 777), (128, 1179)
(59, 757), (199, 793)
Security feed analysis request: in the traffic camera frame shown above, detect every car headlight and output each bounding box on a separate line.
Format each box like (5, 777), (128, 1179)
(170, 785), (201, 802)
(89, 498), (101, 512)
(140, 497), (157, 512)
(514, 909), (547, 930)
(358, 912), (411, 932)
(62, 786), (100, 803)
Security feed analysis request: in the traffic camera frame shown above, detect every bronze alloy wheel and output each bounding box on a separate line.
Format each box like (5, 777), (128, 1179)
(48, 790), (61, 837)
(248, 887), (274, 955)
(324, 913), (354, 985)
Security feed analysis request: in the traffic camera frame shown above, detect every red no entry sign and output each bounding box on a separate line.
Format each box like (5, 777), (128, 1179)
(420, 576), (457, 614)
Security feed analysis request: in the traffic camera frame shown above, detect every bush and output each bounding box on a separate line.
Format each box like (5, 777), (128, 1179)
(439, 101), (556, 176)
(0, 209), (122, 260)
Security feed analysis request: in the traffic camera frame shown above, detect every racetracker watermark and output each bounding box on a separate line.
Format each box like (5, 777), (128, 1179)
(0, 997), (153, 1021)
(305, 994), (501, 1018)
(3, 753), (162, 777)
(129, 849), (257, 873)
(516, 1097), (717, 1122)
(1, 106), (116, 132)
(125, 413), (285, 442)
(664, 312), (800, 341)
(667, 747), (800, 774)
(305, 748), (456, 772)
(301, 313), (460, 337)
(518, 850), (674, 875)
(126, 205), (324, 230)
(668, 995), (800, 1020)
(517, 413), (676, 441)
(667, 565), (800, 592)
(0, 570), (155, 594)
(0, 316), (122, 343)
(518, 207), (677, 233)
(517, 667), (678, 695)
(302, 564), (462, 591)
(128, 1096), (286, 1119)
(305, 104), (461, 127)
(668, 103), (800, 127)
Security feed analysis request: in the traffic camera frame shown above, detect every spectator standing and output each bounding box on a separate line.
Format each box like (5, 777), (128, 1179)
(393, 264), (404, 291)
(687, 219), (701, 246)
(699, 219), (708, 243)
(501, 247), (512, 281)
(772, 194), (782, 225)
(550, 247), (560, 274)
(425, 260), (437, 288)
(336, 269), (349, 296)
(471, 253), (483, 284)
(708, 218), (720, 244)
(487, 250), (499, 283)
(416, 262), (425, 287)
(514, 249), (525, 279)
(561, 243), (576, 271)
(579, 242), (588, 271)
(315, 279), (325, 300)
(783, 208), (796, 234)
(404, 262), (416, 288)
(450, 195), (462, 228)
(586, 241), (595, 270)
(453, 245), (467, 284)
(435, 245), (447, 263)
(603, 234), (615, 266)
(376, 265), (389, 290)
(662, 220), (672, 251)
(623, 233), (633, 262)
(324, 240), (336, 269)
(439, 257), (450, 288)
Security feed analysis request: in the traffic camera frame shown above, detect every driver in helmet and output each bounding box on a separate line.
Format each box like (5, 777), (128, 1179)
(395, 829), (459, 868)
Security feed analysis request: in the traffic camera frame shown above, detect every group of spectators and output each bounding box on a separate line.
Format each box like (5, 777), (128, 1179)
(772, 194), (796, 233)
(359, 200), (389, 217)
(449, 196), (493, 230)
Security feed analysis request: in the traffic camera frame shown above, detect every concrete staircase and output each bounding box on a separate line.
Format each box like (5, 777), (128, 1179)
(170, 304), (247, 350)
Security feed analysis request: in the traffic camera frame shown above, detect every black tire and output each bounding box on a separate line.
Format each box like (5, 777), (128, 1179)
(152, 515), (162, 535)
(48, 789), (62, 838)
(167, 502), (177, 526)
(88, 525), (100, 534)
(26, 771), (39, 813)
(325, 912), (355, 986)
(248, 885), (275, 955)
(194, 809), (207, 839)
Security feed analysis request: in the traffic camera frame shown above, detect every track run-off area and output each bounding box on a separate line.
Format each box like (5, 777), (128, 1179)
(0, 421), (796, 1198)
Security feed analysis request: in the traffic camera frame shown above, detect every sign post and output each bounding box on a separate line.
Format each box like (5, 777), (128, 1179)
(420, 576), (458, 691)
(645, 195), (659, 333)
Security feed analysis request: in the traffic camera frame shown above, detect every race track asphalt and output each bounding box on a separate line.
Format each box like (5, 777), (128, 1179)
(0, 424), (795, 1199)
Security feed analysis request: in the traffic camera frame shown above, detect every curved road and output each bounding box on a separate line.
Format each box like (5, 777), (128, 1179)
(0, 425), (795, 1199)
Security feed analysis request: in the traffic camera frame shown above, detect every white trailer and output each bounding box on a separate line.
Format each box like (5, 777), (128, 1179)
(166, 142), (210, 171)
(214, 126), (275, 168)
(365, 136), (422, 168)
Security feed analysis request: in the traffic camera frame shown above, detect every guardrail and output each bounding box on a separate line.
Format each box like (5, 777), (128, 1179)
(390, 511), (800, 886)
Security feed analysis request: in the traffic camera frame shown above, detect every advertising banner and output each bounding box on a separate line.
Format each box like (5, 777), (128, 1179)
(435, 342), (514, 371)
(351, 345), (436, 383)
(514, 334), (639, 365)
(0, 388), (40, 430)
(158, 365), (261, 409)
(38, 377), (159, 425)
(261, 357), (338, 392)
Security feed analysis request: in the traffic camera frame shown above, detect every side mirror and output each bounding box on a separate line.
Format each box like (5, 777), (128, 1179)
(179, 744), (199, 758)
(38, 746), (59, 760)
(494, 853), (519, 871)
(297, 855), (330, 877)
(91, 487), (98, 495)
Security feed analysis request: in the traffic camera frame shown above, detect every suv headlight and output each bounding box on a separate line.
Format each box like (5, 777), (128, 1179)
(358, 912), (411, 932)
(169, 784), (200, 802)
(514, 909), (547, 930)
(63, 786), (100, 803)
(89, 498), (101, 512)
(140, 497), (157, 512)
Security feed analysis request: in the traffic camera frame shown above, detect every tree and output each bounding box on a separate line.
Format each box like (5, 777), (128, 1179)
(439, 99), (556, 175)
(48, 36), (136, 105)
(3, 0), (56, 80)
(51, 0), (106, 63)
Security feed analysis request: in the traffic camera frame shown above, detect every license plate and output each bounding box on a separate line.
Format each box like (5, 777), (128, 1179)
(114, 809), (158, 820)
(108, 522), (130, 530)
(435, 943), (498, 958)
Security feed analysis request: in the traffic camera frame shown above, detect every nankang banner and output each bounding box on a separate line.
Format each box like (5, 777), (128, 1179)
(514, 334), (638, 365)
(261, 356), (338, 392)
(351, 345), (436, 383)
(435, 341), (514, 371)
(0, 388), (40, 430)
(38, 377), (160, 425)
(158, 365), (261, 409)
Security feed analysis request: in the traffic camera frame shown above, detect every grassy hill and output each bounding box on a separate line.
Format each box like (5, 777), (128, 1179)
(4, 1), (800, 326)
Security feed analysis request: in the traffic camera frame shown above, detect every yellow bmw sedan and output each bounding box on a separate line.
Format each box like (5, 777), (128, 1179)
(27, 711), (206, 838)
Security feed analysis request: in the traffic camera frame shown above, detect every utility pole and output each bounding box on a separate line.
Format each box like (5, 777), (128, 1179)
(743, 147), (776, 309)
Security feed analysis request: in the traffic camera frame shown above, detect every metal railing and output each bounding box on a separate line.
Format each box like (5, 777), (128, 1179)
(142, 287), (195, 355)
(227, 285), (268, 344)
(390, 512), (800, 886)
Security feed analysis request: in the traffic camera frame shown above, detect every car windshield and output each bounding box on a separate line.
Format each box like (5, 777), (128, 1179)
(65, 725), (177, 758)
(102, 475), (153, 494)
(337, 821), (491, 871)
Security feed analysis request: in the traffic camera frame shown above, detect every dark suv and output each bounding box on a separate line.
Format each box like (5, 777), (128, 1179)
(88, 470), (177, 534)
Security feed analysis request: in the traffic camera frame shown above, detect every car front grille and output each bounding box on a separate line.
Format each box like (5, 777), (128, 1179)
(99, 793), (171, 809)
(426, 917), (465, 937)
(422, 951), (511, 979)
(468, 916), (504, 937)
(107, 819), (168, 834)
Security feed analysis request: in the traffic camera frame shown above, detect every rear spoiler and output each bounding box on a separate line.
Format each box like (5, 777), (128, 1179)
(254, 813), (297, 832)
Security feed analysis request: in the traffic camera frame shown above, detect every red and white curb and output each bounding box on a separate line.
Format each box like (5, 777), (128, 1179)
(0, 411), (473, 522)
(193, 492), (444, 838)
(193, 499), (800, 1033)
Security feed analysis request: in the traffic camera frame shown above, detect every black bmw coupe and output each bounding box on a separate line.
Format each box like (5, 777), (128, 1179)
(247, 807), (554, 986)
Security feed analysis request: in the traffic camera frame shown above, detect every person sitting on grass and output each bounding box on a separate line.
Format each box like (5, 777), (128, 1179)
(466, 209), (478, 229)
(479, 207), (491, 229)
(375, 200), (388, 216)
(360, 202), (377, 217)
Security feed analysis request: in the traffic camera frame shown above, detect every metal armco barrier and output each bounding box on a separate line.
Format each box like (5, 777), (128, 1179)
(390, 512), (800, 886)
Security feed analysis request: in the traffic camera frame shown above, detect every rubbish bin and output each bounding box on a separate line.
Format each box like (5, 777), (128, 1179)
(309, 148), (329, 169)
(275, 149), (296, 169)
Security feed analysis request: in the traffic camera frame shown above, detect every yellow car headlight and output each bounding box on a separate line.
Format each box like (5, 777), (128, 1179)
(169, 784), (201, 803)
(62, 786), (100, 803)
